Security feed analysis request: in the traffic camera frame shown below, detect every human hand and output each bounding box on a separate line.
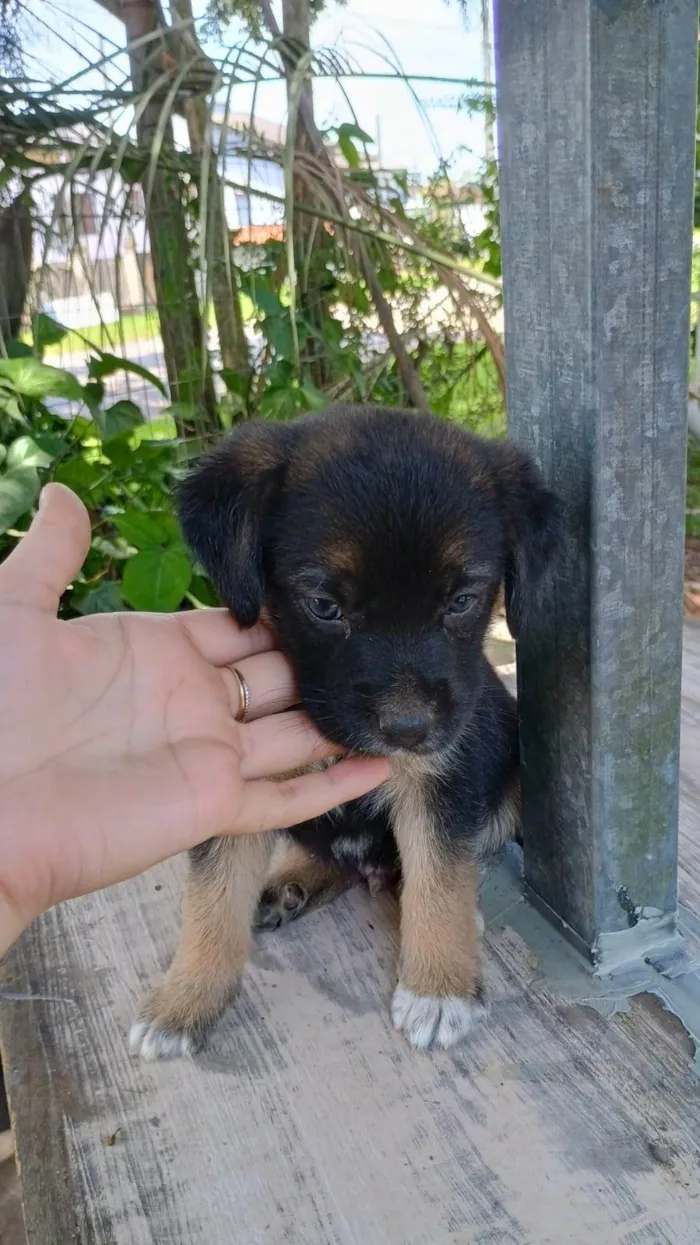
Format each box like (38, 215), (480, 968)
(0, 485), (389, 954)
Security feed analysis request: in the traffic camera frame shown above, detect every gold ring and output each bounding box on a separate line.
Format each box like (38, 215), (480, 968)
(232, 667), (250, 723)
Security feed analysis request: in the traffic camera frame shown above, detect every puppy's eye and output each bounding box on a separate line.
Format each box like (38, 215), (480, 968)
(446, 590), (479, 616)
(305, 596), (343, 623)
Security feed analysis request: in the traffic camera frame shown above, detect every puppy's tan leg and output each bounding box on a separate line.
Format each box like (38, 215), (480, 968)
(255, 837), (355, 930)
(130, 833), (274, 1061)
(390, 789), (484, 1051)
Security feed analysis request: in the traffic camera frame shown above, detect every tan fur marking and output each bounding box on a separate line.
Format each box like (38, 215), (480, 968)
(139, 833), (275, 1035)
(316, 540), (362, 576)
(386, 765), (481, 1000)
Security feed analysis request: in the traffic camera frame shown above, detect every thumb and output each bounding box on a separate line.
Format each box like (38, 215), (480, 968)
(0, 483), (91, 613)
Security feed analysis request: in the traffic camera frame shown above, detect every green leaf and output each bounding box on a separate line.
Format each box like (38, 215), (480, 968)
(350, 285), (370, 315)
(53, 457), (103, 498)
(338, 134), (360, 170)
(113, 510), (179, 550)
(322, 318), (344, 348)
(0, 446), (6, 466)
(99, 432), (133, 470)
(74, 581), (125, 615)
(33, 313), (69, 352)
(299, 381), (328, 411)
(336, 122), (374, 145)
(0, 466), (40, 534)
(121, 547), (192, 611)
(67, 416), (97, 441)
(220, 369), (250, 398)
(0, 393), (24, 422)
(5, 340), (34, 359)
(251, 284), (284, 318)
(35, 433), (69, 457)
(189, 574), (219, 607)
(83, 380), (105, 414)
(263, 316), (295, 358)
(263, 315), (307, 360)
(103, 400), (144, 441)
(120, 154), (146, 184)
(0, 358), (83, 401)
(377, 265), (399, 294)
(259, 385), (302, 420)
(6, 435), (55, 469)
(88, 352), (166, 396)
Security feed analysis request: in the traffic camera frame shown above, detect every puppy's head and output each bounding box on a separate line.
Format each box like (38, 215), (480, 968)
(177, 406), (560, 756)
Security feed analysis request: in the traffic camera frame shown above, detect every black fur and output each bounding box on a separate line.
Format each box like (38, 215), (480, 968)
(178, 405), (560, 875)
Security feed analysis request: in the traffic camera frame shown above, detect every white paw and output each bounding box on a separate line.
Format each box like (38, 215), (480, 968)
(129, 1020), (193, 1062)
(391, 985), (485, 1051)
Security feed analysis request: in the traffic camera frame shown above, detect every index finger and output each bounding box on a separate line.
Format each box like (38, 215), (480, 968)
(234, 756), (391, 835)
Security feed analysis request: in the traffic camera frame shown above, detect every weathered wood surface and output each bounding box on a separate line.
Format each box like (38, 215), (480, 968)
(1, 625), (700, 1245)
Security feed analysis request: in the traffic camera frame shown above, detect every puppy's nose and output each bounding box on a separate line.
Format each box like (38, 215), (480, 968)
(377, 709), (432, 750)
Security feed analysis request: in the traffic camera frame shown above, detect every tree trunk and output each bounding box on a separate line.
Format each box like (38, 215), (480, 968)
(184, 95), (251, 389)
(98, 0), (217, 429)
(280, 0), (332, 387)
(168, 0), (251, 397)
(480, 0), (495, 163)
(260, 0), (428, 407)
(0, 191), (32, 341)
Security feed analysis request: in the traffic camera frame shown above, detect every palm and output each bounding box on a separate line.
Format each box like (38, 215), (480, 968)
(0, 485), (387, 942)
(0, 602), (246, 917)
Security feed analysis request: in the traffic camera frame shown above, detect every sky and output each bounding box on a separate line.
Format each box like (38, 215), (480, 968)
(19, 0), (490, 180)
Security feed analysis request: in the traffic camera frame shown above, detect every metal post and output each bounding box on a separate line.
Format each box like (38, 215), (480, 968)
(493, 0), (698, 969)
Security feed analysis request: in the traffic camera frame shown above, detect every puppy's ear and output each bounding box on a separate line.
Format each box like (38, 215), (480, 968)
(176, 422), (293, 627)
(488, 441), (563, 640)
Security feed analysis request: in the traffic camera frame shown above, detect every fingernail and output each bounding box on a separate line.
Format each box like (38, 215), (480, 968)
(38, 487), (47, 510)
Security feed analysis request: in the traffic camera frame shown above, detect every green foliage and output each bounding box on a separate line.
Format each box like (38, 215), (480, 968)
(420, 340), (504, 435)
(0, 321), (203, 618)
(4, 10), (697, 588)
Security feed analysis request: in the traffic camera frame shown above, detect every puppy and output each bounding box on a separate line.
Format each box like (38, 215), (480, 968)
(130, 404), (560, 1059)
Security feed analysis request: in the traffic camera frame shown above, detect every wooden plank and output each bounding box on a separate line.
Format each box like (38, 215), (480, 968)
(2, 630), (700, 1244)
(493, 0), (698, 964)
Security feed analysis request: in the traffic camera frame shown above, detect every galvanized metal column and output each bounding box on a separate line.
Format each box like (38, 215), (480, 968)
(493, 0), (698, 967)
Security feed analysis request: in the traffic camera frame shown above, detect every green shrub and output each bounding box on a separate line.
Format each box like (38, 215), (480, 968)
(0, 318), (216, 618)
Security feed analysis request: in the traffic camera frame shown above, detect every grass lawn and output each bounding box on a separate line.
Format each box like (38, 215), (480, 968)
(42, 300), (237, 359)
(43, 310), (162, 357)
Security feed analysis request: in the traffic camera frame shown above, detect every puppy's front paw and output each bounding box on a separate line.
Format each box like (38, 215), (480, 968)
(391, 984), (485, 1051)
(129, 971), (239, 1061)
(129, 1020), (194, 1062)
